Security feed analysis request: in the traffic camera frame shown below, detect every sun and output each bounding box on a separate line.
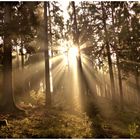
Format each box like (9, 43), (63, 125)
(68, 47), (78, 58)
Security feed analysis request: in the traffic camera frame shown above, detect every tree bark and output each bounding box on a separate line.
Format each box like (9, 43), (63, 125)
(44, 2), (51, 106)
(48, 2), (53, 57)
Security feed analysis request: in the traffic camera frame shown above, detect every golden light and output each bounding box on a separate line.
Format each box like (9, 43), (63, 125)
(68, 47), (78, 58)
(63, 47), (78, 66)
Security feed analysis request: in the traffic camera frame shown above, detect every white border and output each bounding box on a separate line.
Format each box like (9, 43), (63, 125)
(0, 0), (139, 2)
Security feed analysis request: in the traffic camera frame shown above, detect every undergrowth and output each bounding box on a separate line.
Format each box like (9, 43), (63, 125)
(1, 91), (140, 138)
(0, 107), (93, 138)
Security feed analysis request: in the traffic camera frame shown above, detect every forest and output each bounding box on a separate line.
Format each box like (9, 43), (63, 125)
(0, 1), (140, 138)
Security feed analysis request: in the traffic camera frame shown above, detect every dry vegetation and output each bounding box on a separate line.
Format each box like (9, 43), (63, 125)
(0, 91), (140, 138)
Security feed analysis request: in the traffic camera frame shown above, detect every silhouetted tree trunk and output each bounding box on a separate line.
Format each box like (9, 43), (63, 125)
(21, 37), (24, 69)
(135, 68), (140, 99)
(71, 1), (89, 98)
(44, 1), (51, 106)
(111, 4), (123, 110)
(101, 2), (115, 99)
(0, 4), (22, 112)
(48, 2), (53, 57)
(16, 45), (20, 68)
(71, 1), (82, 69)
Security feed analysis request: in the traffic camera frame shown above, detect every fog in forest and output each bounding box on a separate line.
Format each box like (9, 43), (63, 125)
(0, 1), (140, 138)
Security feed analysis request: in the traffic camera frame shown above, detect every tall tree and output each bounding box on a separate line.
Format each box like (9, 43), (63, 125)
(110, 2), (124, 109)
(71, 1), (82, 68)
(44, 1), (51, 106)
(101, 2), (116, 98)
(0, 3), (23, 112)
(118, 2), (140, 99)
(48, 2), (53, 56)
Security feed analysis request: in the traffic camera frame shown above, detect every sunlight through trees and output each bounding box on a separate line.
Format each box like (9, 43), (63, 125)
(0, 1), (139, 138)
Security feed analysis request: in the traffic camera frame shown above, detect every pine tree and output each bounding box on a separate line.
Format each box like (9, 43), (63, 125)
(44, 1), (51, 106)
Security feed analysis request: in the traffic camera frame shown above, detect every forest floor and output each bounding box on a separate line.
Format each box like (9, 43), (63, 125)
(0, 93), (140, 138)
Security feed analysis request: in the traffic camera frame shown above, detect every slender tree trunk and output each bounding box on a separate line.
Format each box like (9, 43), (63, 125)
(21, 37), (24, 69)
(48, 2), (53, 57)
(71, 1), (89, 98)
(135, 68), (140, 102)
(16, 45), (20, 68)
(44, 2), (51, 106)
(111, 5), (124, 110)
(101, 2), (115, 99)
(71, 1), (82, 69)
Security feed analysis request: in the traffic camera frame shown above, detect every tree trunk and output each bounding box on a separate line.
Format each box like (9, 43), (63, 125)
(21, 37), (24, 69)
(111, 5), (123, 110)
(48, 2), (53, 57)
(71, 1), (89, 98)
(101, 2), (115, 99)
(44, 2), (51, 106)
(71, 1), (82, 69)
(16, 45), (20, 68)
(0, 4), (23, 113)
(135, 68), (140, 103)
